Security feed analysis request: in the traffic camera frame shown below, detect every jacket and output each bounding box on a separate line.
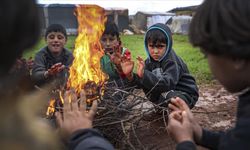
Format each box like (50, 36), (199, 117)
(132, 23), (199, 107)
(32, 46), (73, 86)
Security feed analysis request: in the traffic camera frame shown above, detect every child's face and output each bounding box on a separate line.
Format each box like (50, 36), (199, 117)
(100, 34), (119, 55)
(46, 32), (66, 55)
(147, 42), (167, 61)
(207, 53), (248, 93)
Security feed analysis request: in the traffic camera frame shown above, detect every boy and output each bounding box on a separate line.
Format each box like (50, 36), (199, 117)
(100, 22), (131, 87)
(32, 24), (73, 87)
(122, 23), (198, 108)
(167, 0), (250, 149)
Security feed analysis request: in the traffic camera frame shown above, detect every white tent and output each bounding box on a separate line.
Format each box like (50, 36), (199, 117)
(167, 15), (192, 35)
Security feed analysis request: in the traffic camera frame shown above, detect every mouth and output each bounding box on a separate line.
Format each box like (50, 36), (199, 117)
(52, 43), (61, 49)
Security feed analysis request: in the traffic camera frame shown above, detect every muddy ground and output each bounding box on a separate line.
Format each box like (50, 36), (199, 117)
(128, 81), (237, 150)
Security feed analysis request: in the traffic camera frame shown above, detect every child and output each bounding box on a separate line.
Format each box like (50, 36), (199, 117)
(32, 24), (73, 87)
(100, 22), (131, 87)
(122, 23), (198, 108)
(167, 0), (250, 149)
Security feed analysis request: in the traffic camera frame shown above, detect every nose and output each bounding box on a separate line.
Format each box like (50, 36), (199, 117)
(106, 39), (111, 47)
(153, 48), (158, 54)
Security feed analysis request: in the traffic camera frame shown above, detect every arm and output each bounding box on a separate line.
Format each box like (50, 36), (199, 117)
(68, 129), (114, 150)
(139, 60), (181, 93)
(32, 52), (47, 84)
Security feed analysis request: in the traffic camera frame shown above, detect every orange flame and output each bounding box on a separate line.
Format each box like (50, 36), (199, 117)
(67, 5), (107, 94)
(46, 99), (56, 116)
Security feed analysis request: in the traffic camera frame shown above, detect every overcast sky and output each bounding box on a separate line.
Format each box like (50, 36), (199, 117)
(37, 0), (204, 15)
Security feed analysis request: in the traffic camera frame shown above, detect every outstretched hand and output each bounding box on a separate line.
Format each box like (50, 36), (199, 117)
(47, 62), (65, 76)
(55, 90), (98, 139)
(168, 97), (202, 144)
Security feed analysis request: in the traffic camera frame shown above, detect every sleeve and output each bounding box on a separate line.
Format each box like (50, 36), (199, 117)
(68, 128), (115, 150)
(198, 129), (224, 150)
(31, 52), (47, 85)
(138, 60), (181, 93)
(176, 141), (196, 150)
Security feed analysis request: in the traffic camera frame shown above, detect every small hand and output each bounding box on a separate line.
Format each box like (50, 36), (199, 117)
(168, 97), (202, 143)
(121, 60), (134, 80)
(26, 57), (34, 70)
(47, 63), (65, 76)
(55, 90), (98, 139)
(167, 111), (194, 143)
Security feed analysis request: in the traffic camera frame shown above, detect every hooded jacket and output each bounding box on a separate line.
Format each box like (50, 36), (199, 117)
(133, 23), (198, 107)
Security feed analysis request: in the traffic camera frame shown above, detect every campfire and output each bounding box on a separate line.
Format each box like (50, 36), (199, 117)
(45, 4), (172, 149)
(46, 4), (107, 117)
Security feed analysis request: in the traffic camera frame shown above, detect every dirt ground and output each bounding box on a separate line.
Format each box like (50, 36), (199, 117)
(131, 81), (237, 150)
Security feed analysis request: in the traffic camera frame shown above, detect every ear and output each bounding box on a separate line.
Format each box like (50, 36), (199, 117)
(233, 59), (247, 70)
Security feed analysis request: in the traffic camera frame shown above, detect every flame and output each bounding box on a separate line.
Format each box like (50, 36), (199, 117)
(46, 99), (56, 116)
(67, 5), (107, 94)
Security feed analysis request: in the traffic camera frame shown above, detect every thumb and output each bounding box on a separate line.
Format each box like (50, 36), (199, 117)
(182, 111), (190, 124)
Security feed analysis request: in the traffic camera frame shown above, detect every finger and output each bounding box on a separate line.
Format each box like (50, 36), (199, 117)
(168, 103), (180, 111)
(88, 100), (98, 118)
(63, 91), (71, 113)
(172, 111), (183, 121)
(182, 111), (191, 125)
(79, 90), (87, 111)
(175, 97), (190, 111)
(55, 112), (63, 127)
(169, 110), (179, 120)
(70, 90), (78, 111)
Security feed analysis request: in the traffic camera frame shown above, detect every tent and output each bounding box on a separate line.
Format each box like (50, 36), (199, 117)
(167, 15), (192, 35)
(132, 11), (175, 31)
(38, 4), (129, 35)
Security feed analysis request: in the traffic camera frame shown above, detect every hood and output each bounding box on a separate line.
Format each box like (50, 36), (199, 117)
(144, 23), (172, 62)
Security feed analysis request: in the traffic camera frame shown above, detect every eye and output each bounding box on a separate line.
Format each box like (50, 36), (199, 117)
(156, 44), (166, 48)
(148, 44), (154, 48)
(48, 35), (55, 39)
(101, 37), (107, 42)
(57, 35), (64, 40)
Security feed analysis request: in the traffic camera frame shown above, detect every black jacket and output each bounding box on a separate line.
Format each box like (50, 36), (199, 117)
(32, 46), (73, 86)
(132, 23), (198, 107)
(68, 129), (114, 150)
(177, 89), (250, 150)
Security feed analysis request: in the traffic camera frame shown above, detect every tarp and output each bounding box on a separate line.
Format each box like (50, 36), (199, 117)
(167, 15), (192, 35)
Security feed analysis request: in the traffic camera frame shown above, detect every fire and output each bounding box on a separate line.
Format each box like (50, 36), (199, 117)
(67, 5), (108, 94)
(46, 5), (107, 117)
(46, 99), (56, 117)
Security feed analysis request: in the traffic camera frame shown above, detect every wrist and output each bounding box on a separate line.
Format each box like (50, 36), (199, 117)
(177, 135), (194, 144)
(126, 73), (134, 81)
(193, 123), (202, 144)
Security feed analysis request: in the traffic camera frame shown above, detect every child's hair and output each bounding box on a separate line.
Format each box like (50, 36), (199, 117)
(103, 22), (119, 38)
(189, 0), (250, 60)
(145, 29), (166, 45)
(45, 24), (67, 39)
(0, 0), (40, 73)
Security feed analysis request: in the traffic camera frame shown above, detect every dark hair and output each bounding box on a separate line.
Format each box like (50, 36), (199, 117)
(45, 24), (67, 39)
(0, 0), (40, 74)
(103, 22), (119, 38)
(189, 0), (250, 59)
(145, 29), (166, 45)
